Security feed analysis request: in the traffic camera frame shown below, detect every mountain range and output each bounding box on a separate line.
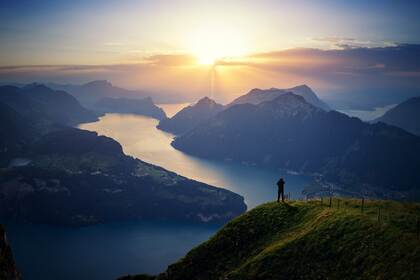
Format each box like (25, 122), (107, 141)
(172, 93), (420, 199)
(228, 85), (330, 111)
(48, 80), (145, 107)
(48, 80), (166, 120)
(0, 84), (246, 226)
(95, 97), (166, 120)
(374, 96), (420, 136)
(157, 85), (330, 136)
(0, 84), (98, 126)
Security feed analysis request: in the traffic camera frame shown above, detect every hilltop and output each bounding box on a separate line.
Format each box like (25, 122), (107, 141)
(121, 199), (420, 280)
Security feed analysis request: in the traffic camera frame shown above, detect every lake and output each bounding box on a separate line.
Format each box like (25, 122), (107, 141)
(6, 221), (217, 280)
(6, 105), (311, 280)
(338, 104), (397, 121)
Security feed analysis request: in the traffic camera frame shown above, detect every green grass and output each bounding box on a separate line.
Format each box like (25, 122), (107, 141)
(120, 199), (420, 280)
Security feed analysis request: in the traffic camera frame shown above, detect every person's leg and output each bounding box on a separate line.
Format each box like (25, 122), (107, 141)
(282, 190), (284, 202)
(277, 190), (280, 202)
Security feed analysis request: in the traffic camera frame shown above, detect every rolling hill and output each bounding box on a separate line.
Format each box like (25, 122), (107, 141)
(120, 199), (420, 280)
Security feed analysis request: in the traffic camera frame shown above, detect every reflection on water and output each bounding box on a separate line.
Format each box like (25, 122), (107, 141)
(79, 113), (311, 208)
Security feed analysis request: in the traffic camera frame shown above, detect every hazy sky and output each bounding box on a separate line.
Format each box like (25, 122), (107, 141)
(1, 0), (420, 107)
(1, 0), (419, 65)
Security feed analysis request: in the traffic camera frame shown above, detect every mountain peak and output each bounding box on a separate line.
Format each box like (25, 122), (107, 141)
(231, 85), (330, 111)
(374, 96), (420, 136)
(196, 96), (218, 106)
(157, 97), (224, 135)
(83, 80), (113, 88)
(22, 83), (51, 92)
(258, 92), (320, 117)
(289, 84), (311, 91)
(272, 92), (307, 103)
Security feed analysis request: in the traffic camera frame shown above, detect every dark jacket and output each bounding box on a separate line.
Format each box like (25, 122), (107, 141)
(277, 179), (285, 190)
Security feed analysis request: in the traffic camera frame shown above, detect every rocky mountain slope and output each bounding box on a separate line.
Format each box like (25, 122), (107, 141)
(229, 85), (330, 111)
(374, 96), (420, 136)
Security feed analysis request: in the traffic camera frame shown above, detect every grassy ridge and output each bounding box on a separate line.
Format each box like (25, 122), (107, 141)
(121, 199), (420, 280)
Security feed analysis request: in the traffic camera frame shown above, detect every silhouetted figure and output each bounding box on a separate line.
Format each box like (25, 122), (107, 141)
(277, 178), (285, 202)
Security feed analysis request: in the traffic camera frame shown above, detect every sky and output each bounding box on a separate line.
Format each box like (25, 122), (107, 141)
(1, 0), (420, 107)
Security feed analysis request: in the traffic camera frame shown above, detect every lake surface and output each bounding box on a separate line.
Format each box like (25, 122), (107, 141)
(338, 104), (397, 121)
(7, 105), (311, 280)
(79, 112), (311, 208)
(6, 221), (217, 280)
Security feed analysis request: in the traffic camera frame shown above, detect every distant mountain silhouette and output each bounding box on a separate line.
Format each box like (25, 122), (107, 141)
(0, 85), (246, 225)
(374, 96), (420, 136)
(48, 80), (168, 119)
(173, 93), (420, 198)
(48, 80), (144, 106)
(0, 84), (98, 125)
(95, 97), (166, 120)
(229, 85), (330, 111)
(158, 97), (224, 135)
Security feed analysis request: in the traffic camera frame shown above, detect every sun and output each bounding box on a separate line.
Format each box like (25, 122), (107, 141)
(189, 24), (248, 65)
(197, 53), (219, 66)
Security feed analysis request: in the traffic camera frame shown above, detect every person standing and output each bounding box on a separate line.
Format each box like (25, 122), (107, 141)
(277, 178), (285, 202)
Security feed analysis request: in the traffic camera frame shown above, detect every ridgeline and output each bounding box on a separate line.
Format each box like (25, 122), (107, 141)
(120, 199), (420, 280)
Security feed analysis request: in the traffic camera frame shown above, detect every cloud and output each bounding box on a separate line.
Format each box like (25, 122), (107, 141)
(310, 37), (398, 50)
(143, 54), (197, 66)
(1, 44), (419, 108)
(3, 44), (418, 75)
(216, 44), (420, 75)
(312, 37), (356, 42)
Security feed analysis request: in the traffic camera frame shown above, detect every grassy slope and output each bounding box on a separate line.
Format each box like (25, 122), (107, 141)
(121, 199), (420, 280)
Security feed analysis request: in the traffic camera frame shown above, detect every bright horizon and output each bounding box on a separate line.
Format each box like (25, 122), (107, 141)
(1, 0), (420, 105)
